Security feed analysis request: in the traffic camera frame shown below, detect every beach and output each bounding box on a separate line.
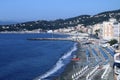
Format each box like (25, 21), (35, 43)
(55, 41), (87, 80)
(54, 40), (115, 80)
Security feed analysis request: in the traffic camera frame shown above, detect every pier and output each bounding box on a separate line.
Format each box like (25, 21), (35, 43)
(27, 33), (89, 42)
(27, 36), (88, 41)
(27, 38), (76, 41)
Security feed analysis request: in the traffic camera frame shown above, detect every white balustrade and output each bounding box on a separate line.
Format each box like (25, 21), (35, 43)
(71, 65), (89, 80)
(101, 64), (111, 80)
(86, 65), (99, 80)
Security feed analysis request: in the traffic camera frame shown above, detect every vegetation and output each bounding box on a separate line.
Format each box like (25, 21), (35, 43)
(78, 30), (83, 33)
(108, 39), (118, 46)
(0, 9), (120, 31)
(95, 29), (100, 36)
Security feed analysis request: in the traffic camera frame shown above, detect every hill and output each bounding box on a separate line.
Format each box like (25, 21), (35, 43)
(0, 9), (120, 32)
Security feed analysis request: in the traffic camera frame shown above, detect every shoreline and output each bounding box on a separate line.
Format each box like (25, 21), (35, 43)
(54, 41), (86, 80)
(0, 32), (70, 35)
(33, 42), (78, 80)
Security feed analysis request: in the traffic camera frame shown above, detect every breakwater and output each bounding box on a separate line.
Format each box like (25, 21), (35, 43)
(27, 38), (77, 41)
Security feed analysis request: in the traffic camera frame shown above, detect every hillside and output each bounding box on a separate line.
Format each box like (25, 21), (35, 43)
(0, 9), (120, 32)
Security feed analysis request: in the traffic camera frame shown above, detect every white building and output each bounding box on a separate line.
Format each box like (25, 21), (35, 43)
(47, 30), (53, 33)
(113, 22), (120, 43)
(88, 28), (92, 34)
(102, 21), (113, 40)
(102, 18), (120, 43)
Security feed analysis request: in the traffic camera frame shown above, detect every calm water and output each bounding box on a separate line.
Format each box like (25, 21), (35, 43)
(0, 33), (77, 80)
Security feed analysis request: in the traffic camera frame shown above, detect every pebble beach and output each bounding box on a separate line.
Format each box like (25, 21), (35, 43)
(55, 40), (114, 80)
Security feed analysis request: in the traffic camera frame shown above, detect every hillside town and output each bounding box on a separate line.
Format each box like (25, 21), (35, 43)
(47, 18), (120, 43)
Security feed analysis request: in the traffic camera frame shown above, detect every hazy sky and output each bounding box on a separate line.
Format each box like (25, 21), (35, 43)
(0, 0), (120, 22)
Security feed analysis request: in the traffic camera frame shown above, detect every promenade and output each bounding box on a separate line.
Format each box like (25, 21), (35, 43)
(57, 39), (114, 80)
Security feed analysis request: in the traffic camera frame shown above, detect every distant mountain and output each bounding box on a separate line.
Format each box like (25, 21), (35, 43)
(0, 21), (18, 25)
(0, 9), (120, 32)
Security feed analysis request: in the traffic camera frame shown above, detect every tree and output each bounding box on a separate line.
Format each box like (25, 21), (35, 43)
(95, 29), (100, 36)
(108, 39), (118, 46)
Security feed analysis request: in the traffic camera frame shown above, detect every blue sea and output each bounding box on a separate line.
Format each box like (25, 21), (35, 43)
(0, 33), (77, 80)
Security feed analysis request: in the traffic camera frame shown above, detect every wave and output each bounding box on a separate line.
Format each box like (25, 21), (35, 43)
(36, 43), (78, 80)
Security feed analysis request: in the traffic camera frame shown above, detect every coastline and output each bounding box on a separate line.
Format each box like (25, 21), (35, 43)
(54, 42), (86, 80)
(0, 30), (72, 34)
(33, 42), (78, 80)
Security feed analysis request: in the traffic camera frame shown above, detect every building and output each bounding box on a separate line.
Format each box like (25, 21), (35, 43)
(113, 22), (120, 43)
(102, 18), (120, 43)
(102, 21), (113, 40)
(88, 28), (92, 35)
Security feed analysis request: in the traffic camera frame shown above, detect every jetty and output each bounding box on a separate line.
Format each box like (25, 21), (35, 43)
(27, 38), (75, 41)
(27, 33), (89, 41)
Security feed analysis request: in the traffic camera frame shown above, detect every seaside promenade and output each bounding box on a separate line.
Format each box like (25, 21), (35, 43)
(56, 38), (114, 80)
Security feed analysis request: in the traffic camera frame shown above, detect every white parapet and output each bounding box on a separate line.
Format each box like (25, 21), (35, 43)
(72, 65), (89, 80)
(101, 64), (111, 80)
(86, 65), (99, 80)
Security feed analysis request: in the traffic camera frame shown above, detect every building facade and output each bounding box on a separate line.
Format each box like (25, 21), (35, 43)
(102, 21), (113, 40)
(102, 18), (120, 43)
(113, 22), (120, 43)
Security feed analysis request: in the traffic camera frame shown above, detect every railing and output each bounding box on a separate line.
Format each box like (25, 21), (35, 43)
(72, 65), (89, 80)
(101, 64), (111, 80)
(86, 65), (99, 80)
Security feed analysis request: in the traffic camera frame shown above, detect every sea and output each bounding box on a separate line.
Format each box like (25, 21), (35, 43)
(0, 33), (77, 80)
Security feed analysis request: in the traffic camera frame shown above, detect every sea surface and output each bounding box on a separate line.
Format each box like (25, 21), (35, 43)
(0, 33), (77, 80)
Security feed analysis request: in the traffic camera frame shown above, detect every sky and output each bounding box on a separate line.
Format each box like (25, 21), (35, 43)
(0, 0), (120, 22)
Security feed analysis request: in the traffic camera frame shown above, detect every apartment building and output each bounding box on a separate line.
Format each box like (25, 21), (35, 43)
(102, 18), (120, 43)
(113, 22), (120, 43)
(102, 21), (113, 40)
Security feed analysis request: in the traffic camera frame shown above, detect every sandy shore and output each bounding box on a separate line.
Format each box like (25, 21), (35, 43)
(54, 42), (87, 80)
